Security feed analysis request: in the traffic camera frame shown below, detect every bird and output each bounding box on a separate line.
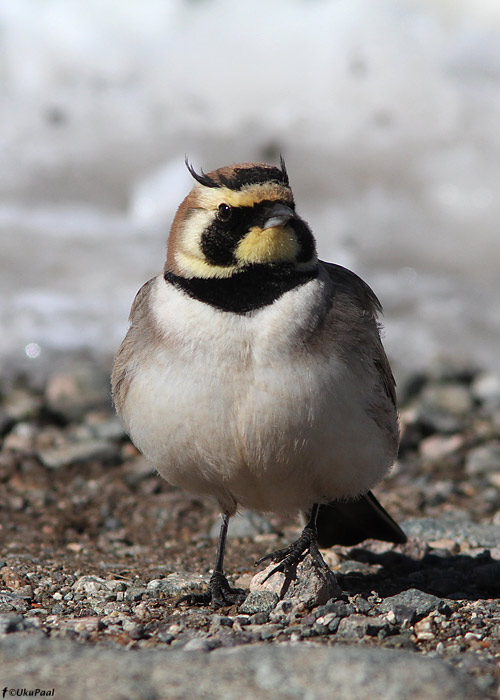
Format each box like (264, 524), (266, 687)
(111, 157), (406, 608)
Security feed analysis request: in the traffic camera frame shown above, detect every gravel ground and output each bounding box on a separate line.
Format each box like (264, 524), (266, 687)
(1, 356), (500, 698)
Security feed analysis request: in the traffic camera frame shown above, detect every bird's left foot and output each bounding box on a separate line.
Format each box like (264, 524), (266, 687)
(255, 525), (330, 582)
(176, 571), (246, 609)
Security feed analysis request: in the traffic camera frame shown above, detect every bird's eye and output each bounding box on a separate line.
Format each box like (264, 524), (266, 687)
(217, 203), (232, 222)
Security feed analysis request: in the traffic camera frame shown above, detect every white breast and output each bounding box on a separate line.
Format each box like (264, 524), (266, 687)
(122, 274), (396, 515)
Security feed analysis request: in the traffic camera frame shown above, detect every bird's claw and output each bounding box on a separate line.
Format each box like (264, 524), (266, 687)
(176, 571), (246, 609)
(255, 526), (331, 582)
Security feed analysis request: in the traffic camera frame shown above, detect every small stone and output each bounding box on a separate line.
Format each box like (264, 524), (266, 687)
(465, 443), (500, 475)
(250, 551), (341, 609)
(73, 576), (110, 596)
(157, 631), (174, 644)
(0, 613), (26, 634)
(379, 589), (445, 624)
(353, 596), (374, 615)
(124, 622), (146, 640)
(146, 573), (208, 597)
(258, 624), (282, 640)
(45, 364), (111, 421)
(3, 422), (37, 451)
(1, 566), (28, 590)
(132, 603), (151, 620)
(425, 383), (473, 414)
(85, 413), (125, 441)
(71, 617), (104, 633)
(124, 586), (146, 602)
(314, 600), (355, 619)
(419, 434), (464, 461)
(472, 372), (500, 408)
(414, 615), (437, 641)
(183, 637), (213, 652)
(269, 599), (301, 622)
(336, 614), (390, 640)
(38, 439), (119, 469)
(402, 517), (500, 548)
(210, 511), (274, 539)
(2, 389), (42, 422)
(0, 592), (30, 612)
(248, 612), (269, 625)
(210, 615), (233, 630)
(239, 591), (279, 615)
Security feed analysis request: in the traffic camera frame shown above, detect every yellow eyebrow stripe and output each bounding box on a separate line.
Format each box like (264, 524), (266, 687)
(196, 182), (292, 209)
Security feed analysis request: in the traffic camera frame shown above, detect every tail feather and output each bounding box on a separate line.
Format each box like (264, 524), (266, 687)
(313, 491), (407, 548)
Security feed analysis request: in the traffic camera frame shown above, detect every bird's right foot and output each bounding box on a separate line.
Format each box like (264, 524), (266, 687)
(255, 524), (331, 582)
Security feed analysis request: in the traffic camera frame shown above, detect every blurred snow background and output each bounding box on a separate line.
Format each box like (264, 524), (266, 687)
(1, 0), (499, 379)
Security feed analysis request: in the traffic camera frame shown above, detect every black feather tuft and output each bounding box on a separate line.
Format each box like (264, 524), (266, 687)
(185, 157), (220, 188)
(279, 154), (289, 185)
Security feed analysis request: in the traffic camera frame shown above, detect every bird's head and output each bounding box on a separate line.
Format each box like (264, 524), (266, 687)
(165, 158), (317, 280)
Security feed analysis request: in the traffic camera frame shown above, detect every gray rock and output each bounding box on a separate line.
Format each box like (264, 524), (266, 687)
(38, 439), (119, 469)
(0, 636), (482, 700)
(45, 363), (111, 420)
(472, 372), (500, 408)
(248, 612), (269, 625)
(465, 442), (500, 475)
(239, 591), (279, 615)
(379, 589), (446, 623)
(402, 517), (500, 548)
(146, 573), (209, 597)
(1, 389), (42, 422)
(421, 383), (473, 417)
(124, 586), (146, 603)
(0, 613), (26, 634)
(3, 421), (37, 451)
(250, 551), (341, 608)
(73, 576), (113, 597)
(313, 600), (355, 619)
(210, 511), (274, 539)
(336, 614), (392, 640)
(87, 415), (126, 441)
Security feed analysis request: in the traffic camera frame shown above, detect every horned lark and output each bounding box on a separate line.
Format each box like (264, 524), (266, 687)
(112, 158), (406, 608)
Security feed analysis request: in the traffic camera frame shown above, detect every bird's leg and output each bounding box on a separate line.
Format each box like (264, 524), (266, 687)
(255, 503), (331, 582)
(176, 512), (246, 608)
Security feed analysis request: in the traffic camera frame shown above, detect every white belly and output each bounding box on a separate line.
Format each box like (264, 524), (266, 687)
(121, 275), (396, 515)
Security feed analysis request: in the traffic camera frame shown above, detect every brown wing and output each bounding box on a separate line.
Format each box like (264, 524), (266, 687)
(111, 277), (156, 416)
(313, 263), (403, 546)
(322, 261), (397, 409)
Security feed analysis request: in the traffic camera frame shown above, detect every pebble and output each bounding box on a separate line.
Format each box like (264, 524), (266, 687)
(38, 439), (119, 469)
(471, 372), (500, 408)
(336, 614), (392, 640)
(146, 573), (208, 597)
(402, 517), (500, 548)
(421, 383), (473, 417)
(465, 442), (500, 475)
(239, 591), (279, 615)
(419, 434), (464, 461)
(1, 389), (42, 422)
(124, 586), (146, 603)
(209, 511), (275, 539)
(44, 364), (112, 421)
(0, 613), (27, 634)
(379, 589), (447, 624)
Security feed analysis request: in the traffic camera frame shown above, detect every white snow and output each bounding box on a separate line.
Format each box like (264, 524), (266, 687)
(1, 0), (499, 376)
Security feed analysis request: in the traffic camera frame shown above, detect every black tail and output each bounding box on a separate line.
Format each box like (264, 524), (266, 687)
(313, 491), (407, 548)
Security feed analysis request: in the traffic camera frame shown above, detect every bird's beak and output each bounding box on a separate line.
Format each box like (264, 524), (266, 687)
(261, 203), (295, 230)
